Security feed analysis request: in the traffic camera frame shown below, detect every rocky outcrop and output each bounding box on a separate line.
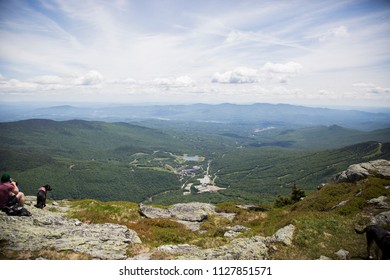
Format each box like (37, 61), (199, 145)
(335, 249), (349, 260)
(0, 197), (141, 260)
(266, 224), (295, 245)
(139, 204), (172, 219)
(169, 203), (215, 221)
(331, 199), (349, 210)
(177, 224), (295, 260)
(140, 202), (218, 221)
(334, 159), (390, 183)
(140, 202), (235, 231)
(1, 197), (295, 260)
(179, 236), (269, 260)
(370, 210), (390, 226)
(157, 244), (200, 255)
(224, 225), (251, 239)
(367, 196), (388, 209)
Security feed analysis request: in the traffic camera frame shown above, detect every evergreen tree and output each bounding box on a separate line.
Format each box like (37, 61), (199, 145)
(291, 182), (306, 202)
(274, 182), (306, 207)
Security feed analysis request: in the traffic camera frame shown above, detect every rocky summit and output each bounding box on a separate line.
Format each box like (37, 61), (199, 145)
(1, 197), (295, 260)
(334, 159), (390, 183)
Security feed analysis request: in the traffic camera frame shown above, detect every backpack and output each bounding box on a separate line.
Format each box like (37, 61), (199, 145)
(1, 205), (32, 216)
(7, 195), (19, 207)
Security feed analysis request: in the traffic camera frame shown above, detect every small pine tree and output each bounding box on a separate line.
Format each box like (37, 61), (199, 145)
(291, 182), (306, 202)
(274, 182), (306, 208)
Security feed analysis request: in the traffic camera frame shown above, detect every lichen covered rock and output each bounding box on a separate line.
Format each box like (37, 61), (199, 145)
(0, 197), (141, 260)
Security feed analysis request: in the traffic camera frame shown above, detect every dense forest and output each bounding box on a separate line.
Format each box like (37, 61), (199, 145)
(0, 119), (389, 204)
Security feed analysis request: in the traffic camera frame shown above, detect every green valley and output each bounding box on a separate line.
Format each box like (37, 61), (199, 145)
(0, 118), (389, 204)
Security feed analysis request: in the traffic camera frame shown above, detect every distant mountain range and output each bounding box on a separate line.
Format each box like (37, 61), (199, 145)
(1, 103), (389, 131)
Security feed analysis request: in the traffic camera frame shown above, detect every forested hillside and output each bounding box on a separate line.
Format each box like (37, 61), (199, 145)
(0, 120), (196, 201)
(0, 119), (389, 204)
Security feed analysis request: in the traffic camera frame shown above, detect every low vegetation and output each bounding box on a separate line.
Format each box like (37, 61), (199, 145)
(61, 176), (390, 259)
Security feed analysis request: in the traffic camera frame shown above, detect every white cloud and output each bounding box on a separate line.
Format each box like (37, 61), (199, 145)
(352, 82), (372, 87)
(225, 30), (251, 44)
(174, 76), (196, 87)
(73, 71), (104, 86)
(212, 67), (259, 84)
(28, 75), (64, 84)
(319, 26), (350, 42)
(152, 78), (172, 87)
(212, 62), (303, 84)
(0, 78), (38, 91)
(261, 62), (303, 74)
(261, 62), (303, 83)
(0, 71), (106, 92)
(352, 82), (390, 94)
(123, 78), (137, 84)
(153, 76), (196, 89)
(318, 89), (332, 96)
(106, 78), (137, 85)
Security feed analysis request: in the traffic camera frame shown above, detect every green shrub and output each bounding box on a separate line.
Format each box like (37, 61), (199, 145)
(274, 183), (306, 208)
(68, 199), (140, 224)
(127, 218), (195, 246)
(274, 195), (292, 208)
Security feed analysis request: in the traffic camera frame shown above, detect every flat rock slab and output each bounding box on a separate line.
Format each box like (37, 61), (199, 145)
(0, 202), (141, 260)
(178, 236), (269, 260)
(140, 202), (235, 231)
(169, 202), (216, 222)
(177, 224), (295, 260)
(140, 202), (218, 222)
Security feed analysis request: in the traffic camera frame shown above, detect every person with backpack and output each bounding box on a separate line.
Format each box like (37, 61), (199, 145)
(0, 173), (26, 210)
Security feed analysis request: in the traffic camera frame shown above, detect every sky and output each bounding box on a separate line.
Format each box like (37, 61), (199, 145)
(0, 0), (389, 107)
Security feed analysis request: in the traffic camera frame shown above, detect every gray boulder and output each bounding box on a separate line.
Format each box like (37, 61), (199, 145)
(335, 249), (349, 260)
(331, 199), (349, 210)
(346, 164), (371, 182)
(179, 236), (269, 260)
(367, 196), (388, 209)
(370, 210), (390, 226)
(169, 202), (216, 222)
(157, 244), (200, 255)
(176, 220), (202, 231)
(334, 159), (390, 183)
(139, 203), (171, 219)
(363, 160), (390, 177)
(318, 255), (332, 260)
(139, 202), (232, 231)
(140, 202), (217, 222)
(224, 225), (251, 238)
(266, 224), (296, 245)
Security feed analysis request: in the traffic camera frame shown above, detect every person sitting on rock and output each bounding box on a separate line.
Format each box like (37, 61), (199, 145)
(0, 173), (26, 210)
